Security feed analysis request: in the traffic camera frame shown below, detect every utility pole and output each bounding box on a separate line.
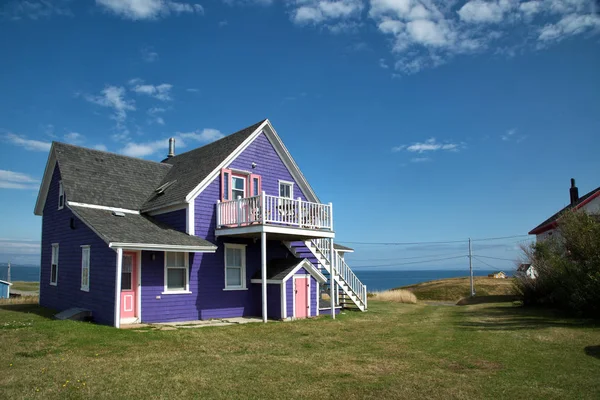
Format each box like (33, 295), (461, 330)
(7, 260), (10, 283)
(469, 238), (474, 297)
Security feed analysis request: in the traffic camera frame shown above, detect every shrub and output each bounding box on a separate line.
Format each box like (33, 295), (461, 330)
(514, 209), (600, 317)
(370, 290), (417, 304)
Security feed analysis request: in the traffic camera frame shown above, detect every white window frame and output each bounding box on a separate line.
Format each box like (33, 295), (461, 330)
(278, 180), (294, 199)
(50, 243), (59, 286)
(81, 245), (90, 292)
(163, 252), (191, 294)
(231, 175), (246, 200)
(58, 181), (64, 210)
(224, 243), (247, 291)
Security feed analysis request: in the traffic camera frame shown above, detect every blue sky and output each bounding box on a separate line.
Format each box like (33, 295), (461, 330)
(0, 0), (599, 270)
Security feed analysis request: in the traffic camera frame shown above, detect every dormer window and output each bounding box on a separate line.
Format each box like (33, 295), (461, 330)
(58, 181), (65, 210)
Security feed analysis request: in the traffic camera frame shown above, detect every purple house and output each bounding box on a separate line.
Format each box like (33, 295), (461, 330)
(34, 119), (367, 327)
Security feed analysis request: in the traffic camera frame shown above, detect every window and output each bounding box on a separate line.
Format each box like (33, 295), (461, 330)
(81, 246), (90, 292)
(231, 176), (245, 200)
(50, 244), (59, 285)
(121, 254), (133, 290)
(165, 252), (189, 292)
(58, 181), (65, 210)
(279, 181), (294, 199)
(224, 244), (246, 290)
(220, 169), (262, 201)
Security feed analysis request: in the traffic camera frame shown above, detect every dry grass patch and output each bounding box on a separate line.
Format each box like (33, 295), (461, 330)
(0, 296), (39, 305)
(370, 289), (417, 304)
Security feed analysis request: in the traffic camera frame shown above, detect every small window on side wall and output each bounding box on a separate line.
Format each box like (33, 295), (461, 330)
(50, 244), (59, 286)
(279, 181), (294, 199)
(58, 181), (65, 210)
(165, 252), (189, 293)
(81, 246), (90, 292)
(224, 244), (246, 290)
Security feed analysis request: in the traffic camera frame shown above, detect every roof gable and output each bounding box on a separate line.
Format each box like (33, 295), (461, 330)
(35, 142), (171, 215)
(529, 186), (600, 234)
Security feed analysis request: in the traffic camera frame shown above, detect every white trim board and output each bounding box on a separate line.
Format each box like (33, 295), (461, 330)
(67, 202), (139, 214)
(215, 224), (335, 239)
(109, 243), (216, 252)
(34, 144), (57, 216)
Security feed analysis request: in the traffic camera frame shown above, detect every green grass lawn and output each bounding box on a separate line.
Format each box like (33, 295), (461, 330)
(400, 276), (515, 301)
(1, 300), (599, 399)
(10, 281), (40, 292)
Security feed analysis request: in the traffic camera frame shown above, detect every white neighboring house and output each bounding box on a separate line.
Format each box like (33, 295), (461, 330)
(529, 179), (600, 242)
(517, 264), (537, 279)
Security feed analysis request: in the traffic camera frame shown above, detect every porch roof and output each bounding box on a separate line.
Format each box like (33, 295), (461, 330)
(71, 206), (217, 252)
(251, 258), (327, 283)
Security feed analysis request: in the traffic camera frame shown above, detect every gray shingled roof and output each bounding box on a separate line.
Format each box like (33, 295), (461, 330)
(142, 120), (266, 211)
(334, 243), (354, 252)
(529, 186), (600, 234)
(252, 258), (306, 281)
(71, 206), (216, 250)
(54, 142), (171, 210)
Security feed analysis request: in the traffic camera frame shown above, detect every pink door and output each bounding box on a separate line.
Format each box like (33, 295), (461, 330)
(294, 277), (309, 319)
(120, 253), (137, 319)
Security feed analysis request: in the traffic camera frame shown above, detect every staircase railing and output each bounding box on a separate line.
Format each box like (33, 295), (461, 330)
(310, 239), (367, 309)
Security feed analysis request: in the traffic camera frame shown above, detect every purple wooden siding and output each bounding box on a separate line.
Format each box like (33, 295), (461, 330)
(140, 131), (316, 322)
(39, 166), (117, 325)
(286, 279), (293, 317)
(320, 307), (341, 316)
(152, 208), (186, 232)
(228, 132), (308, 200)
(266, 284), (281, 319)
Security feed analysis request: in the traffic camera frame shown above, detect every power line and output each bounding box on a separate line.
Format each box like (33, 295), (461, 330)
(474, 255), (516, 262)
(350, 251), (467, 262)
(339, 234), (532, 246)
(353, 255), (466, 268)
(473, 256), (497, 269)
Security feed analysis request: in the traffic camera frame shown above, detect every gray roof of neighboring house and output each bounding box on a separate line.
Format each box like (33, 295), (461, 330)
(529, 186), (600, 234)
(54, 142), (171, 211)
(334, 243), (354, 252)
(142, 119), (266, 211)
(251, 258), (306, 281)
(71, 206), (216, 250)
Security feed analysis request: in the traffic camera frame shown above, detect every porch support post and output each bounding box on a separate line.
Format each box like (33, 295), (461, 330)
(114, 247), (123, 328)
(329, 238), (335, 320)
(261, 231), (268, 323)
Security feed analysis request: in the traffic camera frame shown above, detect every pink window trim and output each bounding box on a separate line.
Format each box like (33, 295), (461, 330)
(249, 174), (261, 197)
(221, 168), (232, 201)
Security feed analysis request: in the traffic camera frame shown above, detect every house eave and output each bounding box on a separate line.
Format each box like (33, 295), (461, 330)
(108, 243), (217, 252)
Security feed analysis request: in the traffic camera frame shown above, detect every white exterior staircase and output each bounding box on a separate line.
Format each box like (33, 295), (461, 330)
(284, 239), (367, 312)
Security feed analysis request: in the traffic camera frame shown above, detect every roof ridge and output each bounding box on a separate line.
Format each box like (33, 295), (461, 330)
(52, 141), (172, 168)
(165, 119), (267, 161)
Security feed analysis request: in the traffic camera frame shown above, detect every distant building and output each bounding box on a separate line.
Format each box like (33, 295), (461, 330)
(529, 179), (600, 242)
(488, 271), (507, 279)
(517, 263), (537, 279)
(0, 280), (12, 299)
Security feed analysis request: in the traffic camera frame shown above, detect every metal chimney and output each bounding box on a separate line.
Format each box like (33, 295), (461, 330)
(168, 138), (175, 158)
(569, 178), (579, 205)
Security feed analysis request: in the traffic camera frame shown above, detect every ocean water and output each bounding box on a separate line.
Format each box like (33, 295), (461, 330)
(0, 265), (513, 291)
(353, 269), (514, 291)
(0, 265), (40, 282)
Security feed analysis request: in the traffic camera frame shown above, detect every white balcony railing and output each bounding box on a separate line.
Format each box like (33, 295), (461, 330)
(216, 192), (333, 231)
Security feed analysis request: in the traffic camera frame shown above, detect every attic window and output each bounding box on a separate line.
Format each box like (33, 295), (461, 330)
(58, 181), (65, 210)
(155, 180), (177, 195)
(112, 211), (125, 217)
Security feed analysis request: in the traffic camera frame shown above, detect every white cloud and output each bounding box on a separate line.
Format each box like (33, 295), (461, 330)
(538, 13), (600, 42)
(93, 144), (108, 151)
(457, 0), (509, 24)
(3, 133), (51, 152)
(393, 138), (461, 153)
(290, 0), (364, 30)
(131, 81), (173, 101)
(1, 0), (72, 21)
(64, 132), (84, 144)
(379, 58), (389, 68)
(178, 128), (225, 142)
(501, 128), (526, 143)
(148, 107), (167, 125)
(141, 46), (159, 62)
(85, 85), (135, 124)
(120, 128), (224, 158)
(95, 0), (204, 20)
(0, 170), (39, 190)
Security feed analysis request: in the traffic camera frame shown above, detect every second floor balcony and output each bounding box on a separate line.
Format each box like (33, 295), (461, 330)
(215, 192), (334, 239)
